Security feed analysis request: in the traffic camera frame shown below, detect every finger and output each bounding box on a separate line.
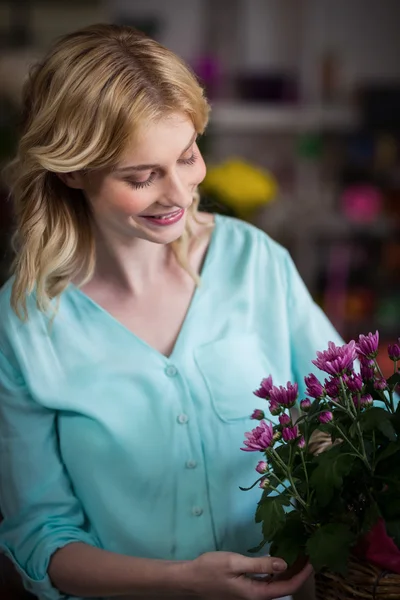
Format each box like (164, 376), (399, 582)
(235, 555), (287, 576)
(265, 563), (314, 597)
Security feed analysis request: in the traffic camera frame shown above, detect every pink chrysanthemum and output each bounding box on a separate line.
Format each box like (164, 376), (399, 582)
(241, 421), (274, 452)
(269, 382), (298, 408)
(254, 376), (274, 399)
(312, 341), (357, 376)
(304, 373), (324, 399)
(356, 331), (379, 360)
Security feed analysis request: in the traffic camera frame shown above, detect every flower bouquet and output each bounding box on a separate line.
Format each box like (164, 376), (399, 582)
(241, 333), (400, 599)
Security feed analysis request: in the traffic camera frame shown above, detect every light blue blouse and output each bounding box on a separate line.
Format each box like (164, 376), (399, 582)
(0, 215), (342, 600)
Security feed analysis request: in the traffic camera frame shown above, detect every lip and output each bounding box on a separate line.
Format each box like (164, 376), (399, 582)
(140, 208), (185, 227)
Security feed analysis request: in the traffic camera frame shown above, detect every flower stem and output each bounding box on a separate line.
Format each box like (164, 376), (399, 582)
(375, 389), (393, 413)
(267, 480), (298, 511)
(339, 376), (357, 418)
(300, 451), (310, 504)
(334, 424), (371, 472)
(329, 398), (351, 415)
(269, 448), (308, 509)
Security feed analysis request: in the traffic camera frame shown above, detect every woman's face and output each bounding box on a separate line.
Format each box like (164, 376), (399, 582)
(70, 113), (206, 245)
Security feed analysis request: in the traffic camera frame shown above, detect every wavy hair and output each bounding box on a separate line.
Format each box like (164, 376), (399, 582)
(5, 23), (210, 319)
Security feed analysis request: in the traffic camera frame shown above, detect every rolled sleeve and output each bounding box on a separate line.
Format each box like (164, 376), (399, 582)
(0, 348), (100, 599)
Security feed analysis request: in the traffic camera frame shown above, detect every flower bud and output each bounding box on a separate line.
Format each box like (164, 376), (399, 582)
(298, 436), (306, 449)
(268, 400), (282, 416)
(251, 409), (265, 421)
(279, 413), (291, 426)
(259, 477), (271, 489)
(255, 461), (268, 474)
(360, 394), (373, 408)
(388, 343), (400, 362)
(300, 398), (311, 412)
(319, 411), (333, 424)
(374, 378), (387, 391)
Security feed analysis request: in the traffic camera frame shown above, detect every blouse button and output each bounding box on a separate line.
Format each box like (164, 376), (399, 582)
(192, 506), (203, 517)
(165, 365), (178, 377)
(177, 413), (189, 425)
(185, 460), (197, 469)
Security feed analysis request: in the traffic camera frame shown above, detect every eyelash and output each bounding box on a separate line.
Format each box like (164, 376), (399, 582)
(128, 152), (198, 190)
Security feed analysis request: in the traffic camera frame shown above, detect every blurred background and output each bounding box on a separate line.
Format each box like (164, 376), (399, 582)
(1, 0), (400, 365)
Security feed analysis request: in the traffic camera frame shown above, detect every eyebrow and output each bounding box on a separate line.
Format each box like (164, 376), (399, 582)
(115, 132), (197, 173)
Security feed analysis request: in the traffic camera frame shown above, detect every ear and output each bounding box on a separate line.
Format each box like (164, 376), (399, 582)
(57, 171), (85, 190)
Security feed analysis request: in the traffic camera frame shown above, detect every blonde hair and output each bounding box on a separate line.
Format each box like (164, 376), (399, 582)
(6, 23), (210, 319)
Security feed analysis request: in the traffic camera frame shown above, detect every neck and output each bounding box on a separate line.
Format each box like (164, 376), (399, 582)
(91, 227), (173, 295)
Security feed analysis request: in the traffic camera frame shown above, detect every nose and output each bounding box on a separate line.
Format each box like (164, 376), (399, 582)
(160, 170), (193, 209)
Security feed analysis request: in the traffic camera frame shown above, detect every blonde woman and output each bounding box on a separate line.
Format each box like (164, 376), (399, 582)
(0, 24), (339, 600)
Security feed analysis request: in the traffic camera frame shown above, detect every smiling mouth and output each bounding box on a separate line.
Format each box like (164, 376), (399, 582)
(140, 208), (185, 226)
(143, 209), (182, 219)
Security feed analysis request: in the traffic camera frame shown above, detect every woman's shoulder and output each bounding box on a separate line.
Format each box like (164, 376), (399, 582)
(0, 277), (15, 324)
(212, 213), (288, 262)
(0, 278), (43, 355)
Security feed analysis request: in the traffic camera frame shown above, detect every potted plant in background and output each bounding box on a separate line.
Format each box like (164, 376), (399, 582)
(241, 332), (400, 600)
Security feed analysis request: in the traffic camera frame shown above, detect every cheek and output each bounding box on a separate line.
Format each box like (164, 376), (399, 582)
(94, 183), (148, 216)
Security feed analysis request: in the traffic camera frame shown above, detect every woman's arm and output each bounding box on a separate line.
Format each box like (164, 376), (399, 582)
(49, 541), (312, 599)
(0, 348), (101, 599)
(48, 542), (187, 597)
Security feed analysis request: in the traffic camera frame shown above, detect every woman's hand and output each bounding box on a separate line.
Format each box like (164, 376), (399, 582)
(181, 551), (313, 599)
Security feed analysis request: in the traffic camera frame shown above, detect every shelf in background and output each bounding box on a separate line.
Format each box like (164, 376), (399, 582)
(209, 102), (359, 133)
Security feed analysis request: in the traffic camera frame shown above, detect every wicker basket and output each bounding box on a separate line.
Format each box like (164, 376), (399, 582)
(315, 553), (400, 599)
(310, 431), (400, 599)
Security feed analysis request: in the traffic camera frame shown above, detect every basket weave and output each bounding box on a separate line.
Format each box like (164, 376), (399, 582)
(315, 553), (400, 599)
(310, 431), (400, 599)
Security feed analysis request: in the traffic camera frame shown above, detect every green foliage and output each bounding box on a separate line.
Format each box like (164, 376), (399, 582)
(309, 447), (355, 506)
(242, 352), (400, 575)
(243, 342), (400, 576)
(360, 407), (397, 441)
(255, 495), (290, 540)
(270, 512), (308, 565)
(306, 524), (356, 574)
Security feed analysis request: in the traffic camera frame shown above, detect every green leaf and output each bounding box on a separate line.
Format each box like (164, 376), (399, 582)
(392, 409), (400, 435)
(271, 513), (308, 566)
(387, 372), (400, 388)
(386, 520), (400, 548)
(360, 407), (397, 441)
(309, 449), (355, 507)
(255, 496), (289, 541)
(376, 441), (400, 464)
(306, 523), (355, 574)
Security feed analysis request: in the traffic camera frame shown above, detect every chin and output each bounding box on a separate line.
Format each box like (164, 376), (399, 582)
(137, 209), (189, 244)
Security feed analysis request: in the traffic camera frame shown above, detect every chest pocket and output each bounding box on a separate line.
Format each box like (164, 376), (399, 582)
(194, 334), (278, 423)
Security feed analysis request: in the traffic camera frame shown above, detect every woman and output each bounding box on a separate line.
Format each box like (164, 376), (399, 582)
(0, 24), (340, 600)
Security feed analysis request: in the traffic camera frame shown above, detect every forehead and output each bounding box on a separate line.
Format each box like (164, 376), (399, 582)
(118, 113), (195, 167)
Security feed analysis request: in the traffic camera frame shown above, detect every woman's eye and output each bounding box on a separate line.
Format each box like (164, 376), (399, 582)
(178, 152), (198, 166)
(127, 174), (156, 190)
(125, 152), (198, 190)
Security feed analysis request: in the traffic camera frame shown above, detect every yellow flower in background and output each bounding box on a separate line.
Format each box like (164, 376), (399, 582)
(201, 158), (278, 218)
